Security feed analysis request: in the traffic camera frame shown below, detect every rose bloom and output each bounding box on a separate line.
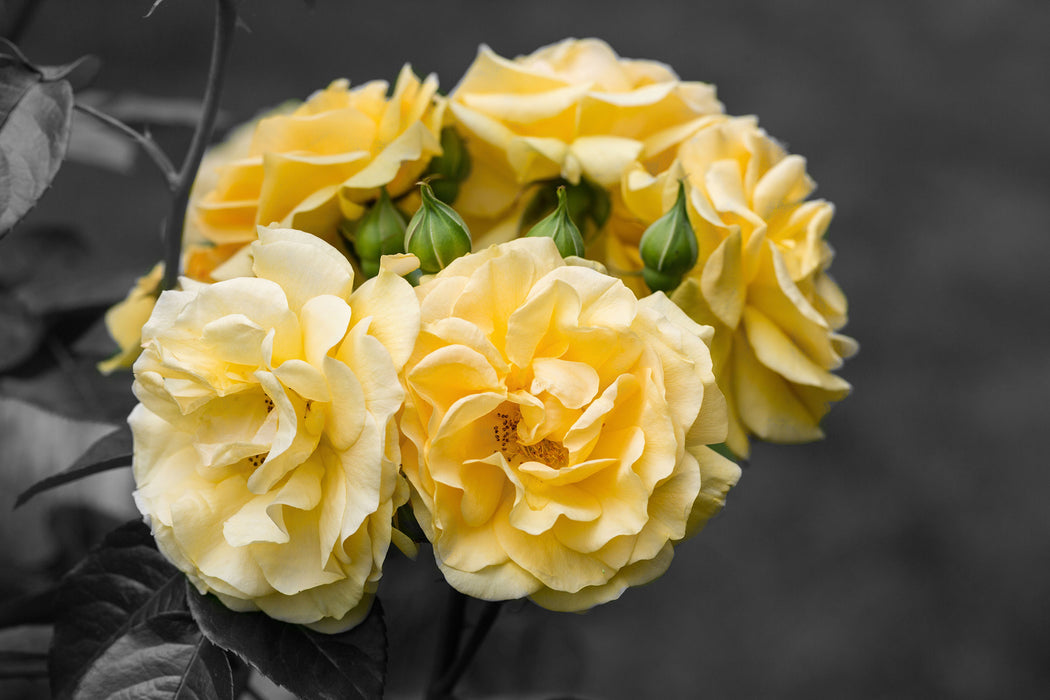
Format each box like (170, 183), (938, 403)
(449, 38), (723, 244)
(129, 227), (420, 631)
(399, 238), (740, 610)
(185, 65), (445, 280)
(97, 262), (164, 374)
(609, 116), (857, 457)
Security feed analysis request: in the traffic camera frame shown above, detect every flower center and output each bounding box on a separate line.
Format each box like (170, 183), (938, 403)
(246, 452), (269, 468)
(492, 403), (569, 469)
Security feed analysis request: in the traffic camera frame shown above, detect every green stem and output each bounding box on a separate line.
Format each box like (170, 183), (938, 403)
(74, 103), (179, 188)
(161, 0), (237, 291)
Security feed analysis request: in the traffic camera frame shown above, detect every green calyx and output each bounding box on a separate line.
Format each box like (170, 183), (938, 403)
(424, 127), (472, 204)
(524, 185), (585, 258)
(519, 177), (611, 240)
(344, 188), (406, 278)
(404, 181), (472, 274)
(638, 181), (698, 292)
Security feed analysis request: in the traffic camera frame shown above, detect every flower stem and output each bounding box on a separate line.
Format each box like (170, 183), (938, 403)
(73, 102), (179, 188)
(427, 596), (504, 699)
(161, 0), (237, 291)
(426, 587), (467, 699)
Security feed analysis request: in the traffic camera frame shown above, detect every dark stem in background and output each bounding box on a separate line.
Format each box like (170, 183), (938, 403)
(161, 0), (237, 291)
(1, 0), (45, 43)
(426, 592), (504, 699)
(74, 102), (179, 187)
(426, 587), (467, 699)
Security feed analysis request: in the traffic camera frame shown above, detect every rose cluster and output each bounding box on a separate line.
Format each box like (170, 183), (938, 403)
(114, 38), (854, 630)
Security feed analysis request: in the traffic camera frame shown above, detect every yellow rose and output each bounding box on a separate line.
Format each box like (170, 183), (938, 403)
(399, 238), (740, 610)
(449, 38), (723, 238)
(129, 226), (421, 631)
(613, 116), (857, 457)
(181, 105), (293, 281)
(97, 262), (164, 374)
(186, 66), (446, 279)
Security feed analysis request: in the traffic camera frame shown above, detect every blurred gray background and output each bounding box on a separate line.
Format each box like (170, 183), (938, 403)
(4, 0), (1049, 697)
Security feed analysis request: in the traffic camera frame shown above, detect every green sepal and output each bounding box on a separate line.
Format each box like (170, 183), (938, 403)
(404, 182), (472, 274)
(524, 186), (585, 258)
(346, 188), (406, 278)
(639, 181), (698, 292)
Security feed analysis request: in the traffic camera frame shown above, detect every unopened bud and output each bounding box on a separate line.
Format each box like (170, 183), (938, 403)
(519, 177), (611, 239)
(524, 186), (584, 258)
(404, 182), (472, 274)
(639, 181), (697, 292)
(425, 127), (472, 204)
(346, 188), (406, 278)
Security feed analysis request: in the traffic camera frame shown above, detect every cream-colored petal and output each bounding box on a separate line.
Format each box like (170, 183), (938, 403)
(751, 154), (808, 219)
(347, 263), (421, 370)
(569, 136), (643, 187)
(251, 226), (355, 311)
(299, 295), (352, 369)
(273, 359), (331, 403)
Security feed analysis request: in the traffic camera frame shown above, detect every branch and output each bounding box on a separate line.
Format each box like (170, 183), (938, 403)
(161, 0), (237, 291)
(428, 598), (503, 699)
(426, 587), (467, 699)
(74, 102), (178, 188)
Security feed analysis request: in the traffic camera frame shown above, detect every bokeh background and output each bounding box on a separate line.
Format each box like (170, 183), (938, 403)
(2, 0), (1048, 697)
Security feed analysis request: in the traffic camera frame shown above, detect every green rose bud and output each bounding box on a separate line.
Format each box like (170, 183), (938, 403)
(519, 177), (611, 240)
(345, 188), (406, 278)
(425, 127), (472, 204)
(639, 181), (698, 293)
(524, 185), (585, 258)
(404, 181), (472, 274)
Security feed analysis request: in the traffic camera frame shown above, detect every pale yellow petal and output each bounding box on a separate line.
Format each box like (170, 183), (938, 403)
(252, 226), (355, 311)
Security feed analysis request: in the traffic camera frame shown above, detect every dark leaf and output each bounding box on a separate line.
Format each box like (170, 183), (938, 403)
(0, 348), (137, 423)
(0, 223), (87, 288)
(0, 38), (34, 68)
(49, 520), (196, 699)
(0, 52), (39, 118)
(44, 504), (126, 579)
(187, 586), (387, 700)
(0, 56), (74, 237)
(15, 424), (131, 508)
(74, 612), (233, 700)
(1, 223), (139, 316)
(0, 292), (44, 371)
